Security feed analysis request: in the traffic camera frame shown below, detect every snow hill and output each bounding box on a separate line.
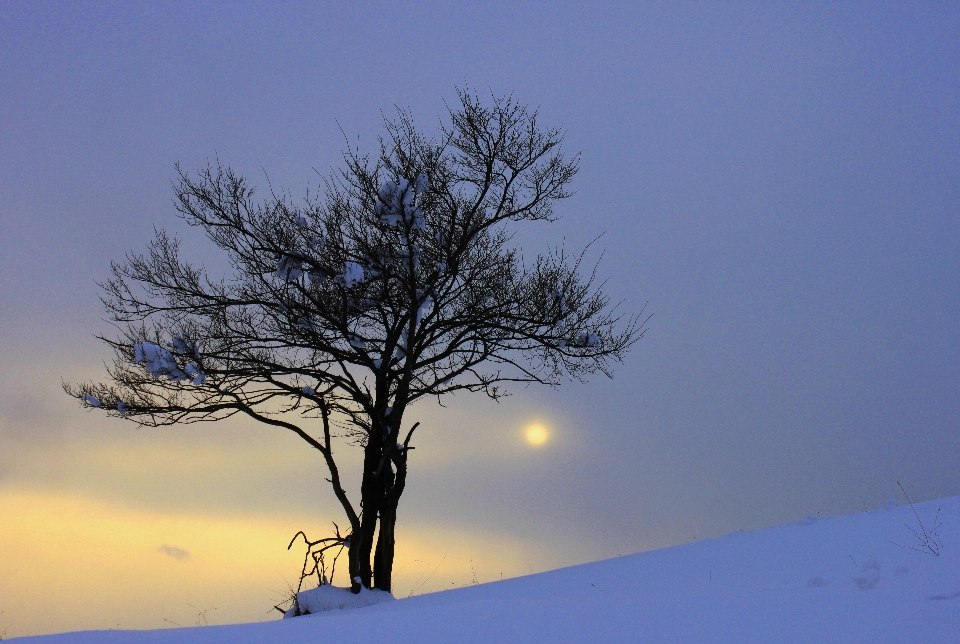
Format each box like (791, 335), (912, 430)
(13, 495), (960, 643)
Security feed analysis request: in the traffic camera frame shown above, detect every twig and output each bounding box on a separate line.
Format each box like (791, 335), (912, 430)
(286, 525), (349, 613)
(186, 604), (216, 626)
(408, 553), (446, 597)
(890, 481), (942, 556)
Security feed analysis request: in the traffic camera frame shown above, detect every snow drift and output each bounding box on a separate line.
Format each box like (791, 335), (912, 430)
(282, 585), (394, 618)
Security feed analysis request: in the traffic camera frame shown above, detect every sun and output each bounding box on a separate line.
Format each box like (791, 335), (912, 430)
(524, 423), (549, 447)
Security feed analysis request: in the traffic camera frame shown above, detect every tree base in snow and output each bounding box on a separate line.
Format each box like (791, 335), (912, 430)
(283, 585), (395, 618)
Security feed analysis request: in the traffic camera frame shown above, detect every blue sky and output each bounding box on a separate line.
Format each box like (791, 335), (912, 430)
(1, 1), (958, 636)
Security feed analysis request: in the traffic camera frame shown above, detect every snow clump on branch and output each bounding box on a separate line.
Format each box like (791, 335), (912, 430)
(82, 394), (101, 407)
(377, 175), (428, 231)
(184, 362), (205, 385)
(416, 295), (433, 324)
(134, 341), (205, 384)
(349, 333), (367, 349)
(276, 255), (304, 282)
(575, 332), (600, 348)
(169, 336), (198, 357)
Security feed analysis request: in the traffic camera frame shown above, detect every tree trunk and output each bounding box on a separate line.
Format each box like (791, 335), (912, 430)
(357, 436), (384, 590)
(372, 470), (397, 591)
(372, 448), (409, 592)
(347, 537), (362, 594)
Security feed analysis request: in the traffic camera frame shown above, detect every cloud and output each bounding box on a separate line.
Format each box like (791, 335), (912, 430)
(158, 544), (190, 560)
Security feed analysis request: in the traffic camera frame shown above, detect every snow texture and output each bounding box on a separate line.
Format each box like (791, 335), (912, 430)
(14, 495), (960, 643)
(282, 586), (394, 618)
(81, 394), (100, 407)
(184, 363), (203, 384)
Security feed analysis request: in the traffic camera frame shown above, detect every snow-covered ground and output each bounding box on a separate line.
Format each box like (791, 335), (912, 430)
(13, 495), (960, 643)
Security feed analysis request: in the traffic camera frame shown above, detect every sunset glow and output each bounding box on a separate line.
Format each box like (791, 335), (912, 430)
(0, 490), (545, 636)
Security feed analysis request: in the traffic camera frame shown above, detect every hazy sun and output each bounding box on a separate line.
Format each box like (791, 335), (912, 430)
(524, 423), (549, 446)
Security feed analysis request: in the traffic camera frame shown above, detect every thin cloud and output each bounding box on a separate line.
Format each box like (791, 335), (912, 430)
(158, 544), (190, 560)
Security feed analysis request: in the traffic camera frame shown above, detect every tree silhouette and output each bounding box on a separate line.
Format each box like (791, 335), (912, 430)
(66, 91), (643, 593)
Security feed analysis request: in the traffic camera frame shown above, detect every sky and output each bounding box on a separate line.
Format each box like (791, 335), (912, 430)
(1, 1), (959, 637)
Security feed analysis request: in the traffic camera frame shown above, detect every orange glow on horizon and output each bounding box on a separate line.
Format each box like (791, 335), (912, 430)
(0, 490), (548, 638)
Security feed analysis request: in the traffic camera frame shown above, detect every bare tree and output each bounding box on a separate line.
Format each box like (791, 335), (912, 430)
(66, 91), (644, 594)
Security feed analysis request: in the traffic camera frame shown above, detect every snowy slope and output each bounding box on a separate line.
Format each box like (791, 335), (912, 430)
(13, 496), (960, 643)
